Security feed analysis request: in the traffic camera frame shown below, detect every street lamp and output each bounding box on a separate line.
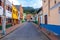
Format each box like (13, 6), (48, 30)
(2, 0), (6, 35)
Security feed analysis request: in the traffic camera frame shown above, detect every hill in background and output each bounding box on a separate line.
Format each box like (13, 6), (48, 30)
(15, 5), (40, 15)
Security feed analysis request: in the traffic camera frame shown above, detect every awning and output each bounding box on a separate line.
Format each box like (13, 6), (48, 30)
(50, 2), (60, 10)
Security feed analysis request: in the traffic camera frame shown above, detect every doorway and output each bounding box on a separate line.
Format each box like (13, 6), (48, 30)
(44, 15), (47, 24)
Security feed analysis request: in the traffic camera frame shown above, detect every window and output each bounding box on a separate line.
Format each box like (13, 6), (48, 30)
(10, 8), (12, 12)
(8, 6), (10, 11)
(0, 0), (2, 6)
(44, 0), (46, 3)
(59, 7), (60, 14)
(55, 0), (56, 4)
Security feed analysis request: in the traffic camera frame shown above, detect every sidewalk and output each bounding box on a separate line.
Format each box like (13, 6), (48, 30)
(32, 23), (58, 40)
(0, 22), (23, 39)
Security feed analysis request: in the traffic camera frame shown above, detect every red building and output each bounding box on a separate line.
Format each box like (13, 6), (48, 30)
(20, 5), (23, 20)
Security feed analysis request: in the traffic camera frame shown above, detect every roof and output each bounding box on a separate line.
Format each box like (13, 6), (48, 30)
(15, 5), (20, 11)
(50, 2), (60, 10)
(6, 0), (12, 7)
(37, 7), (42, 13)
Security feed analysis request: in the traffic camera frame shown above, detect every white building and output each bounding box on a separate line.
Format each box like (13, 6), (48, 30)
(0, 0), (12, 24)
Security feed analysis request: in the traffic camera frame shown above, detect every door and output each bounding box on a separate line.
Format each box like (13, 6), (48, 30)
(44, 15), (47, 24)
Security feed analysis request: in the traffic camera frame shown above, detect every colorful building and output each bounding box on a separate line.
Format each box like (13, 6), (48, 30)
(0, 0), (12, 25)
(12, 4), (18, 25)
(18, 11), (20, 23)
(0, 0), (3, 24)
(26, 14), (32, 21)
(38, 0), (60, 35)
(6, 0), (12, 24)
(23, 13), (26, 21)
(37, 8), (42, 25)
(20, 5), (23, 20)
(0, 0), (13, 30)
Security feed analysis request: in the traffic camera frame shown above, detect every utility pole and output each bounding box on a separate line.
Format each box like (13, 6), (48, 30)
(2, 0), (6, 35)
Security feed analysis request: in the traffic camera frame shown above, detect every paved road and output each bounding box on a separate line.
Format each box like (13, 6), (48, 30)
(1, 22), (49, 40)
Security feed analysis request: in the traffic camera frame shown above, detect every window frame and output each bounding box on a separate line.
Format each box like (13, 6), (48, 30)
(54, 0), (56, 4)
(0, 0), (2, 6)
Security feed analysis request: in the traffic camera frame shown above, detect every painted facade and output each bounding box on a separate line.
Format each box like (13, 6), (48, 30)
(0, 0), (12, 24)
(38, 0), (60, 35)
(20, 5), (23, 20)
(12, 5), (18, 19)
(38, 10), (43, 25)
(0, 0), (3, 24)
(26, 14), (32, 21)
(12, 4), (18, 25)
(23, 13), (26, 21)
(42, 0), (60, 25)
(0, 0), (19, 26)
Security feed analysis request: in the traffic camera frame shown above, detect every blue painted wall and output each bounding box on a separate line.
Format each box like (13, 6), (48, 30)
(40, 24), (60, 35)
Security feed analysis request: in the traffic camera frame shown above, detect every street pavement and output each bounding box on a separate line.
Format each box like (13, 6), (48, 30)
(1, 22), (49, 40)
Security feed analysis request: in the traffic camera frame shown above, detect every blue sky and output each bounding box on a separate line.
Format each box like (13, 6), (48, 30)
(9, 0), (42, 8)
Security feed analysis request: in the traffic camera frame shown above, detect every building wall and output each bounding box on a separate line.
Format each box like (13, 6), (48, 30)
(41, 0), (60, 35)
(42, 0), (60, 25)
(0, 0), (12, 25)
(48, 7), (60, 25)
(12, 5), (18, 19)
(26, 14), (32, 21)
(57, 0), (60, 3)
(42, 0), (48, 24)
(48, 0), (60, 25)
(20, 5), (23, 20)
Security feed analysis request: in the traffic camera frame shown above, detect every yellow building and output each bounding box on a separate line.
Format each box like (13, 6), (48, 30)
(20, 5), (23, 20)
(12, 4), (18, 25)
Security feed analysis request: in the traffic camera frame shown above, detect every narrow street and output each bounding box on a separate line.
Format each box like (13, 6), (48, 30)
(1, 22), (49, 40)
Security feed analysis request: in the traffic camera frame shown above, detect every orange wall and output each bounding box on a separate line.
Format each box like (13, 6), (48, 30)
(26, 14), (32, 20)
(42, 0), (60, 25)
(20, 5), (23, 19)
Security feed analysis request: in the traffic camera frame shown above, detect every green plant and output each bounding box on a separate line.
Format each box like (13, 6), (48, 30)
(0, 24), (12, 30)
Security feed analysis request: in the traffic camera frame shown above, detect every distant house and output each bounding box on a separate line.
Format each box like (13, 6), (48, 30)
(37, 7), (42, 25)
(15, 5), (23, 21)
(26, 14), (32, 21)
(20, 5), (23, 20)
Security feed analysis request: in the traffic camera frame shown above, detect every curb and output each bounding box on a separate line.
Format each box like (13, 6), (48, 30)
(0, 23), (24, 39)
(32, 22), (57, 40)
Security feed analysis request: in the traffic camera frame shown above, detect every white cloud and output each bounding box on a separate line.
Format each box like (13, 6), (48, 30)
(8, 0), (42, 8)
(18, 0), (42, 8)
(8, 0), (20, 5)
(33, 0), (42, 8)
